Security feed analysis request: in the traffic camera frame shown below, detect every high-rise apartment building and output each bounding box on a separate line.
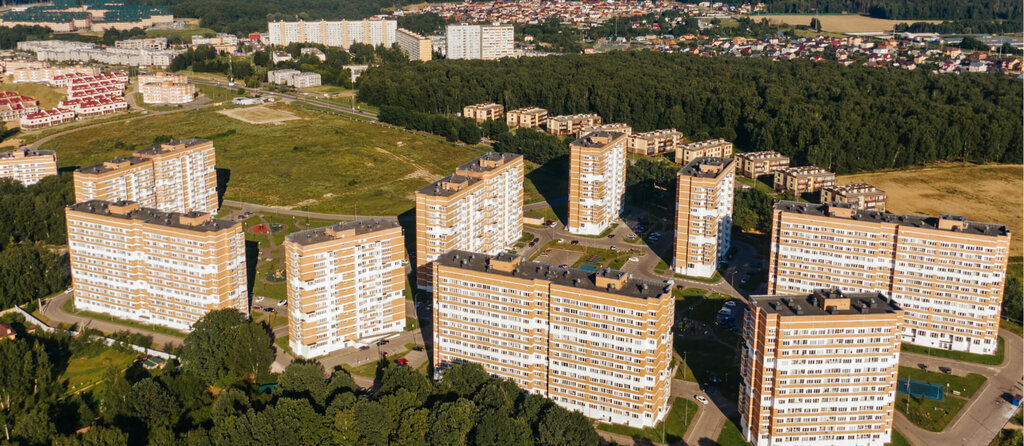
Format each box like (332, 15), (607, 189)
(768, 201), (1011, 354)
(575, 122), (632, 138)
(675, 138), (733, 165)
(0, 148), (57, 185)
(773, 166), (835, 195)
(506, 106), (547, 128)
(734, 151), (790, 179)
(266, 19), (397, 49)
(740, 289), (903, 446)
(821, 183), (887, 211)
(74, 138), (218, 214)
(414, 153), (524, 290)
(462, 102), (504, 122)
(66, 200), (247, 331)
(446, 23), (513, 60)
(628, 129), (682, 156)
(395, 28), (432, 61)
(284, 219), (406, 358)
(674, 157), (734, 278)
(546, 113), (602, 137)
(433, 251), (673, 428)
(568, 131), (627, 235)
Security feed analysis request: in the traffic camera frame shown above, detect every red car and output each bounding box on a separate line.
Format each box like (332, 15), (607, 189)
(396, 357), (409, 367)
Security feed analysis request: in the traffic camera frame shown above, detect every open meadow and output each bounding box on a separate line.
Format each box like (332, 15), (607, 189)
(1, 77), (66, 109)
(755, 14), (941, 33)
(839, 164), (1023, 255)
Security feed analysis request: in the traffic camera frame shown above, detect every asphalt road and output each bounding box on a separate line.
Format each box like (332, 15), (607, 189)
(190, 78), (378, 120)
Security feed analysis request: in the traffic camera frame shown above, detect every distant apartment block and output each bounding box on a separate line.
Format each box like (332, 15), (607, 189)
(462, 102), (504, 122)
(266, 69), (321, 88)
(191, 33), (238, 52)
(432, 251), (673, 428)
(674, 157), (734, 278)
(675, 138), (733, 165)
(66, 200), (247, 331)
(0, 148), (57, 185)
(628, 129), (682, 156)
(138, 72), (197, 104)
(1, 60), (48, 72)
(267, 19), (397, 49)
(414, 152), (524, 290)
(446, 23), (513, 60)
(19, 40), (181, 67)
(575, 122), (632, 138)
(568, 131), (627, 235)
(505, 106), (547, 128)
(768, 201), (1012, 354)
(740, 289), (903, 446)
(74, 138), (218, 214)
(773, 165), (835, 195)
(10, 64), (100, 83)
(285, 219), (406, 358)
(300, 47), (326, 61)
(821, 183), (887, 211)
(546, 113), (601, 137)
(396, 28), (432, 61)
(734, 151), (790, 179)
(114, 37), (167, 50)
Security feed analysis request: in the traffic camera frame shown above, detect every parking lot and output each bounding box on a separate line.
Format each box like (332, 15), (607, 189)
(537, 248), (584, 268)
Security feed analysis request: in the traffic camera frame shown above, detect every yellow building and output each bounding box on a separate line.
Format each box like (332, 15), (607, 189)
(546, 113), (601, 137)
(568, 131), (627, 235)
(506, 106), (547, 128)
(396, 28), (432, 61)
(675, 138), (733, 165)
(674, 157), (734, 278)
(773, 166), (835, 195)
(734, 151), (790, 179)
(575, 122), (632, 138)
(821, 183), (887, 211)
(462, 102), (504, 122)
(628, 129), (682, 156)
(0, 148), (57, 185)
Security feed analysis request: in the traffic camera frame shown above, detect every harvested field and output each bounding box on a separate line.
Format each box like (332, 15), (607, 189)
(218, 105), (301, 125)
(755, 14), (941, 33)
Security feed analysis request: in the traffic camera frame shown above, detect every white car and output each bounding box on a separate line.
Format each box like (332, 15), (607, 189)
(254, 295), (265, 303)
(557, 238), (565, 243)
(628, 256), (639, 262)
(723, 300), (737, 307)
(695, 395), (709, 405)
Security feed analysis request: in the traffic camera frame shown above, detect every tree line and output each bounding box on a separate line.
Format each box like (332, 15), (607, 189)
(895, 19), (1023, 34)
(757, 0), (1020, 20)
(356, 52), (1022, 174)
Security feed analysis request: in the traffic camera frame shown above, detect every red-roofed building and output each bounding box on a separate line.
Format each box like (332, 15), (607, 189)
(21, 108), (75, 129)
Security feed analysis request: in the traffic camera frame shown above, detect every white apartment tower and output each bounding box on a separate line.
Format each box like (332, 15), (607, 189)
(446, 23), (514, 60)
(267, 19), (397, 49)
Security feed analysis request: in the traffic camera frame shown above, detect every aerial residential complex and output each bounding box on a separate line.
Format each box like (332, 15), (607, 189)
(568, 131), (627, 235)
(18, 39), (182, 67)
(0, 91), (39, 120)
(138, 72), (197, 104)
(0, 148), (57, 185)
(414, 152), (524, 290)
(675, 138), (734, 165)
(10, 64), (100, 83)
(506, 106), (547, 128)
(740, 289), (903, 446)
(0, 0), (172, 32)
(547, 113), (602, 137)
(767, 201), (1011, 354)
(628, 129), (682, 156)
(462, 102), (504, 122)
(74, 138), (218, 215)
(734, 151), (790, 179)
(432, 251), (674, 428)
(446, 23), (514, 60)
(266, 19), (397, 49)
(66, 200), (247, 331)
(773, 165), (836, 195)
(674, 157), (734, 278)
(821, 183), (887, 211)
(284, 219), (406, 358)
(114, 37), (167, 50)
(395, 28), (432, 61)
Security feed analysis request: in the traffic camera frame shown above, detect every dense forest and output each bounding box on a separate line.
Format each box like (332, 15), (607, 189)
(895, 19), (1023, 34)
(758, 0), (1021, 20)
(397, 12), (446, 37)
(0, 309), (599, 446)
(357, 52), (1022, 174)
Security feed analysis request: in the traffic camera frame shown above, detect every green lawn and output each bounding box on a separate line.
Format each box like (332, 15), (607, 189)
(888, 429), (911, 446)
(898, 366), (986, 398)
(62, 348), (137, 394)
(901, 335), (1004, 366)
(717, 419), (750, 446)
(63, 298), (187, 338)
(197, 84), (243, 102)
(597, 397), (698, 444)
(40, 102), (485, 216)
(1, 79), (66, 109)
(674, 270), (723, 283)
(145, 27), (217, 41)
(523, 159), (568, 205)
(896, 393), (967, 432)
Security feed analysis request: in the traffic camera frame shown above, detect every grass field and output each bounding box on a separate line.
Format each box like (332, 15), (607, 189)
(717, 419), (750, 446)
(39, 102), (486, 215)
(145, 26), (217, 41)
(754, 14), (941, 33)
(895, 365), (984, 431)
(898, 366), (987, 398)
(1, 79), (66, 109)
(62, 348), (137, 393)
(839, 164), (1023, 256)
(218, 105), (300, 124)
(597, 397), (698, 444)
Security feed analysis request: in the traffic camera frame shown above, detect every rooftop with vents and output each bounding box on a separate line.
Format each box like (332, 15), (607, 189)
(286, 218), (400, 245)
(752, 288), (901, 317)
(775, 200), (1009, 237)
(67, 199), (237, 232)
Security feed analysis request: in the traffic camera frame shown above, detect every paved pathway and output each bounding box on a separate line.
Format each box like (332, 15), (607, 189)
(221, 200), (403, 221)
(40, 292), (185, 348)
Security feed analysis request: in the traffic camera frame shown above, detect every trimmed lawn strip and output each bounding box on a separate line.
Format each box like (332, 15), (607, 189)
(597, 397), (697, 444)
(716, 418), (750, 446)
(901, 335), (1004, 366)
(63, 298), (187, 338)
(674, 270), (723, 283)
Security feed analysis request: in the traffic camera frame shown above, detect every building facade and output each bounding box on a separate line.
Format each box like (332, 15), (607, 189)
(628, 129), (682, 156)
(740, 289), (903, 446)
(462, 102), (504, 122)
(284, 219), (406, 358)
(773, 166), (835, 195)
(115, 37), (167, 50)
(66, 200), (247, 331)
(821, 183), (887, 211)
(675, 138), (733, 165)
(446, 23), (514, 60)
(139, 80), (197, 104)
(568, 131), (627, 235)
(768, 201), (1011, 354)
(546, 113), (602, 137)
(0, 148), (57, 185)
(266, 19), (397, 49)
(414, 153), (524, 290)
(506, 106), (547, 128)
(674, 157), (734, 278)
(396, 28), (432, 61)
(575, 122), (632, 138)
(734, 151), (790, 179)
(432, 251), (674, 428)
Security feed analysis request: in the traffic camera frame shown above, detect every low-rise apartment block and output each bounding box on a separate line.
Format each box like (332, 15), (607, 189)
(266, 69), (321, 88)
(462, 102), (504, 122)
(675, 138), (733, 165)
(74, 138), (218, 214)
(773, 165), (835, 195)
(139, 76), (197, 104)
(432, 251), (673, 428)
(505, 106), (547, 128)
(568, 131), (627, 235)
(0, 91), (39, 120)
(20, 108), (75, 129)
(674, 157), (734, 278)
(285, 219), (406, 358)
(575, 122), (632, 138)
(267, 19), (397, 49)
(768, 201), (1012, 354)
(115, 37), (167, 50)
(396, 28), (432, 61)
(66, 200), (247, 331)
(628, 129), (682, 156)
(18, 40), (181, 67)
(821, 183), (887, 211)
(734, 151), (790, 179)
(0, 148), (57, 185)
(191, 33), (238, 52)
(546, 113), (602, 137)
(10, 64), (100, 83)
(740, 289), (903, 446)
(414, 152), (524, 289)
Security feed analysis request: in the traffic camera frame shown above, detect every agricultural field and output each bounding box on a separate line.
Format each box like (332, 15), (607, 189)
(754, 14), (941, 33)
(39, 102), (489, 216)
(62, 348), (137, 394)
(0, 79), (66, 109)
(839, 164), (1023, 256)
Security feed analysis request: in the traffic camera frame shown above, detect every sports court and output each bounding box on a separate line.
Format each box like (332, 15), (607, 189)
(896, 377), (944, 401)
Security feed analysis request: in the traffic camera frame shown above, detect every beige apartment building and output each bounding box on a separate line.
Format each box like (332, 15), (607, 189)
(734, 151), (790, 179)
(773, 166), (835, 195)
(628, 129), (682, 156)
(821, 183), (887, 211)
(138, 72), (196, 104)
(414, 152), (524, 290)
(284, 219), (406, 358)
(546, 113), (602, 137)
(66, 200), (247, 331)
(0, 148), (57, 185)
(675, 138), (733, 165)
(396, 28), (432, 61)
(506, 106), (547, 128)
(674, 157), (734, 278)
(74, 138), (218, 214)
(433, 251), (674, 428)
(768, 201), (1012, 354)
(462, 102), (504, 122)
(740, 289), (903, 446)
(568, 131), (627, 235)
(575, 122), (633, 138)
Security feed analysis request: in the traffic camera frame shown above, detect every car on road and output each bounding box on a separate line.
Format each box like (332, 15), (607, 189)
(610, 245), (617, 251)
(717, 308), (732, 315)
(628, 257), (639, 262)
(252, 305), (262, 310)
(570, 240), (579, 245)
(723, 300), (737, 307)
(532, 238), (539, 243)
(695, 395), (709, 405)
(607, 234), (615, 238)
(376, 339), (389, 346)
(625, 234), (637, 241)
(559, 264), (568, 268)
(557, 238), (564, 243)
(529, 242), (536, 247)
(65, 287), (73, 293)
(254, 295), (265, 303)
(411, 346), (424, 351)
(263, 308), (275, 313)
(359, 345), (371, 351)
(280, 300), (288, 307)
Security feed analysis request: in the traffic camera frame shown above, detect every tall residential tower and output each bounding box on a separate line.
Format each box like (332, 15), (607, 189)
(567, 131), (627, 235)
(673, 157), (734, 278)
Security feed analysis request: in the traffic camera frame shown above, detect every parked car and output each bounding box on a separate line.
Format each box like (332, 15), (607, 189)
(610, 245), (617, 251)
(253, 305), (263, 310)
(695, 395), (709, 405)
(570, 240), (579, 245)
(254, 295), (265, 302)
(358, 345), (371, 351)
(607, 234), (615, 239)
(411, 346), (424, 351)
(557, 238), (564, 243)
(628, 257), (639, 262)
(376, 339), (389, 346)
(396, 357), (409, 367)
(723, 300), (737, 307)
